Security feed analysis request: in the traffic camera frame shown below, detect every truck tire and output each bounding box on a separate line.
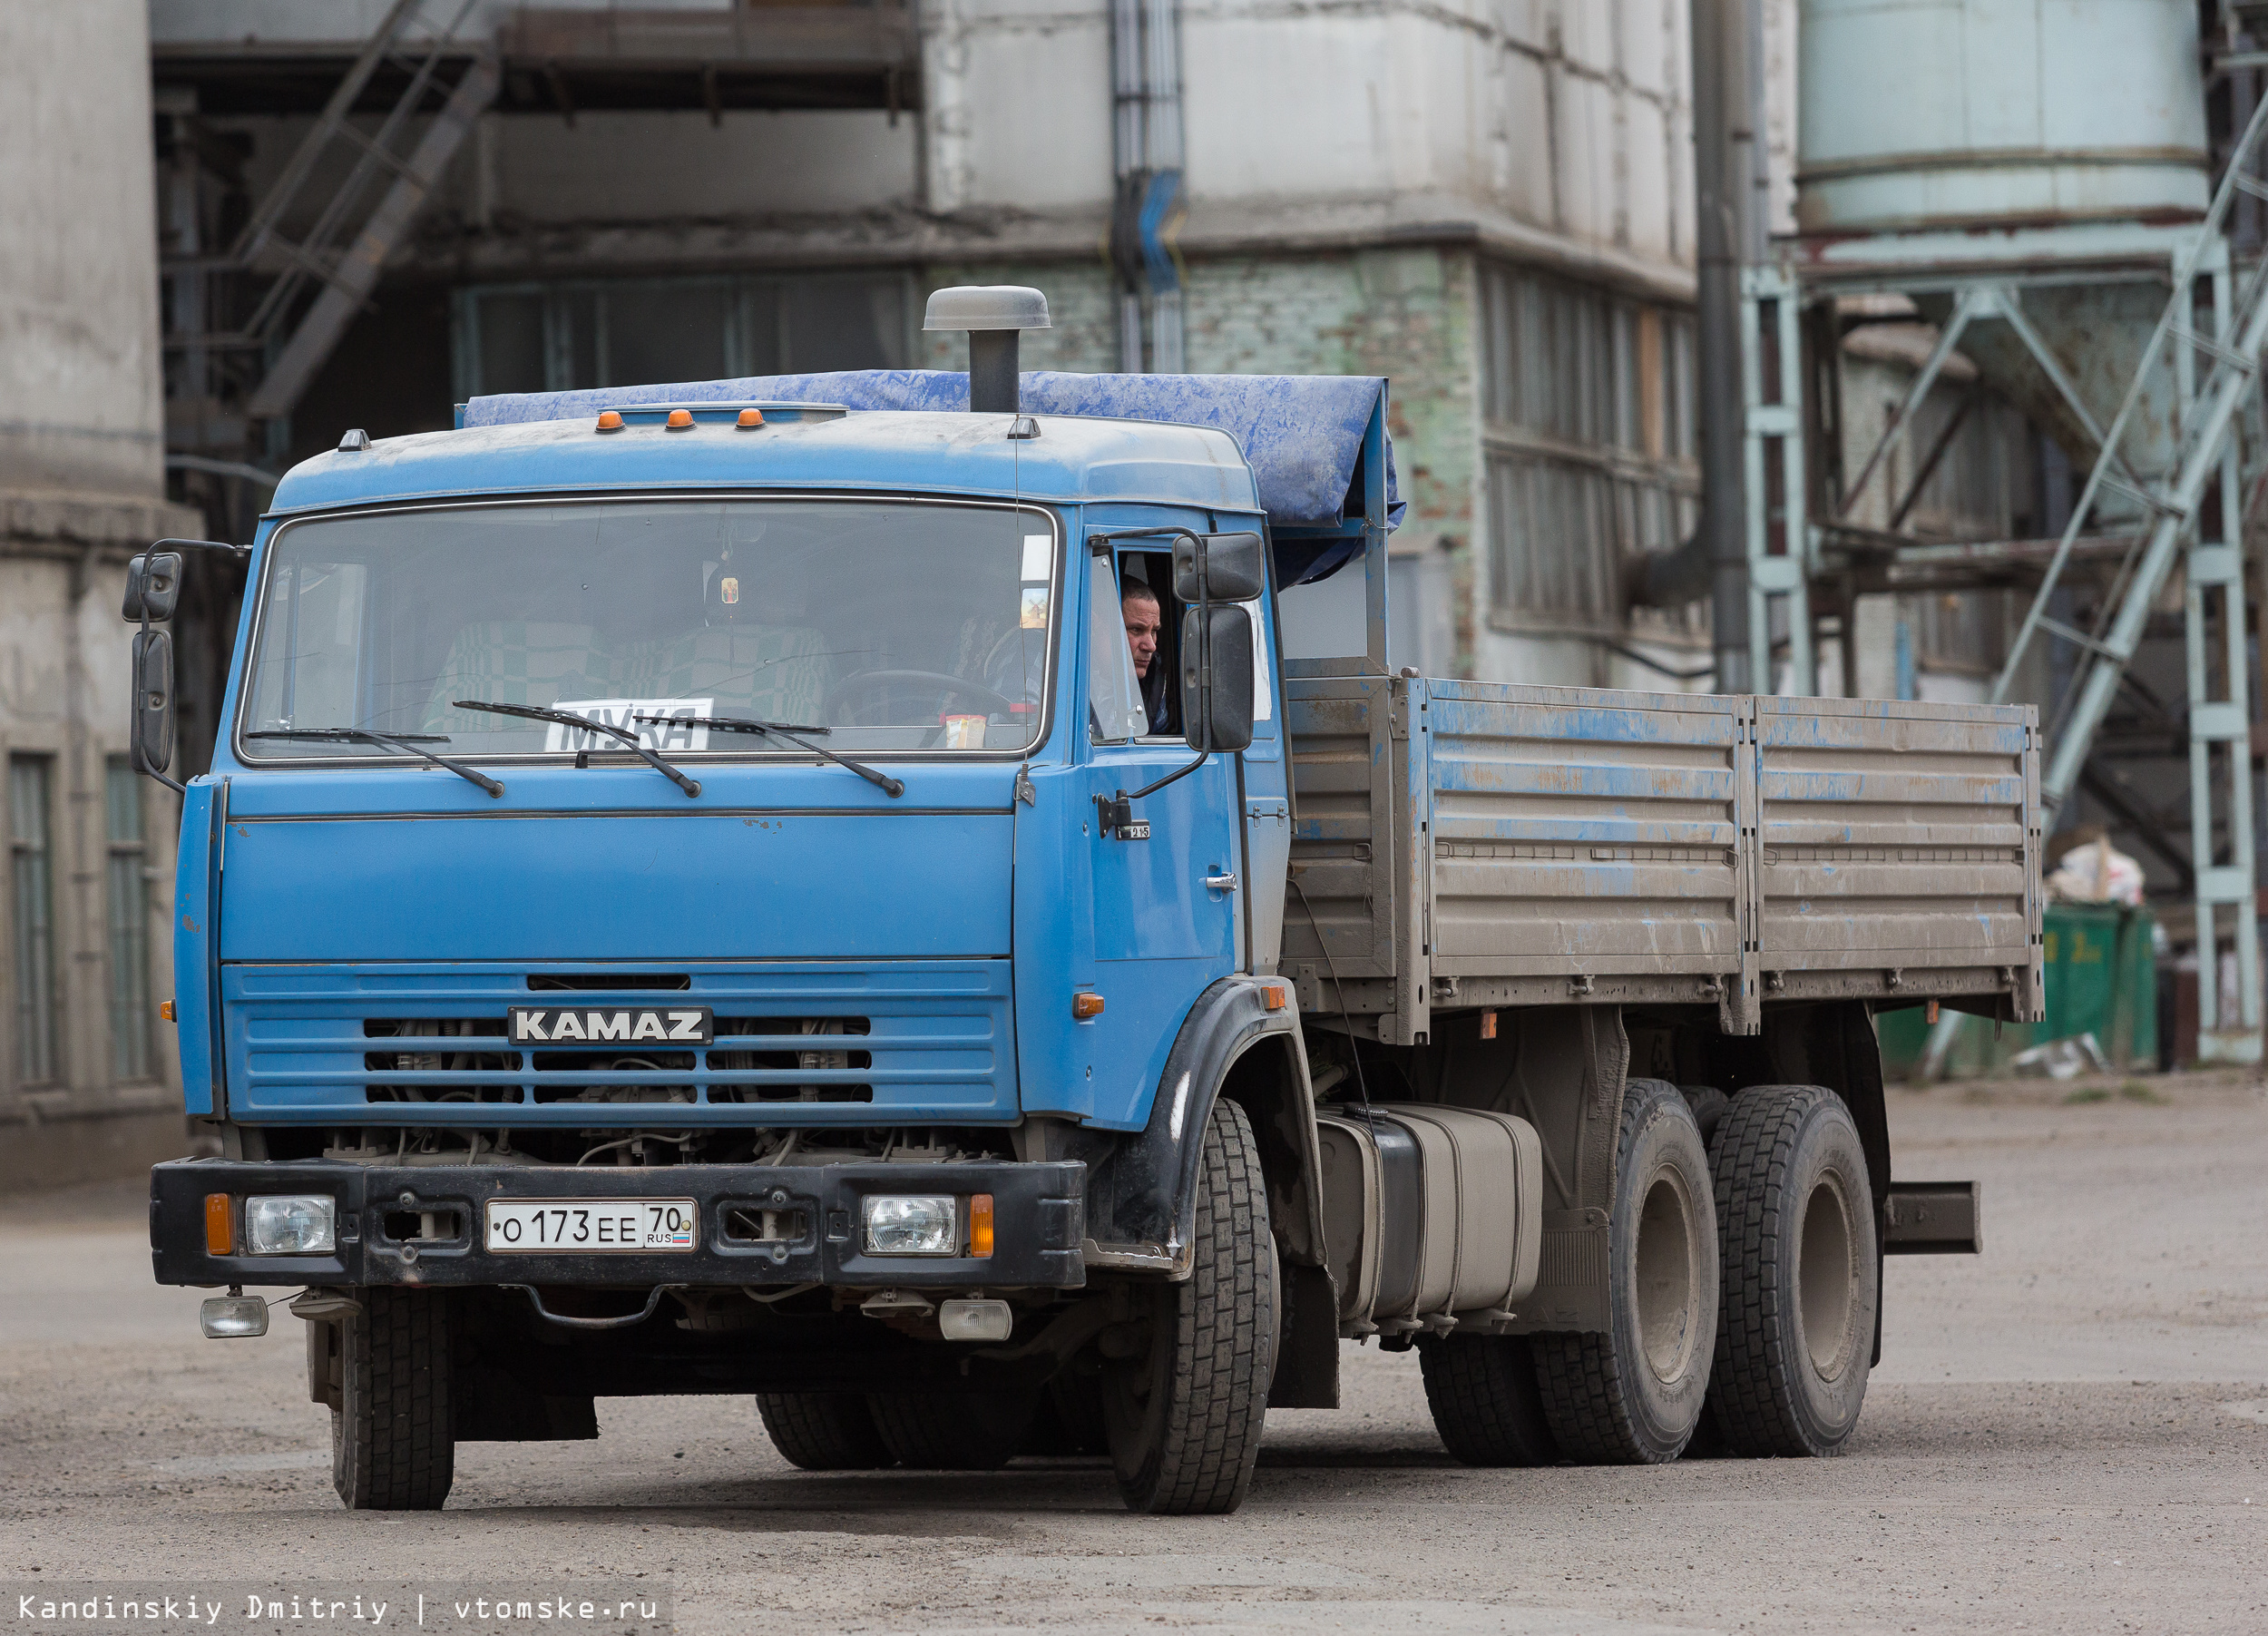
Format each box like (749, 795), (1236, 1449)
(1707, 1083), (1878, 1457)
(1532, 1077), (1717, 1464)
(1022, 1371), (1110, 1457)
(756, 1394), (894, 1470)
(332, 1288), (454, 1511)
(1101, 1095), (1277, 1514)
(1418, 1334), (1559, 1466)
(1679, 1084), (1732, 1151)
(867, 1391), (1032, 1470)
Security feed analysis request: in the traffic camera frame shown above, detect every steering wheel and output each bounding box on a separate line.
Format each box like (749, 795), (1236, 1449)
(823, 669), (1022, 726)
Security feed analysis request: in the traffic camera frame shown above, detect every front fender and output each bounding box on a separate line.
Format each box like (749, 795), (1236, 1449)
(1081, 975), (1322, 1278)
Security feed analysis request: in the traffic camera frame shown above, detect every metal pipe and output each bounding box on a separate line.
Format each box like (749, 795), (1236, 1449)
(1692, 0), (1755, 691)
(968, 330), (1020, 414)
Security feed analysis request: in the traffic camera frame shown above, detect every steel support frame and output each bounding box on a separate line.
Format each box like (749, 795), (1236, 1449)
(1740, 265), (1812, 692)
(1754, 221), (2265, 1066)
(2184, 266), (2263, 1061)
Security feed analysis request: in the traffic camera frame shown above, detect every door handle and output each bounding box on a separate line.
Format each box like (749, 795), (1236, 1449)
(1205, 872), (1239, 893)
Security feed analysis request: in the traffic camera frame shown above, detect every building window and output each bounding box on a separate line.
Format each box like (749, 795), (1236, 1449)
(10, 756), (60, 1085)
(455, 271), (914, 399)
(105, 758), (153, 1082)
(1481, 262), (1700, 630)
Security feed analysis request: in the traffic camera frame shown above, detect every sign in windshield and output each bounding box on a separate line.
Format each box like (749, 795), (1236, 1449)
(237, 497), (1058, 763)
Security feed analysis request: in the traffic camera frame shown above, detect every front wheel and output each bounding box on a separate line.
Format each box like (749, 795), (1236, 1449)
(757, 1394), (895, 1471)
(1101, 1096), (1277, 1514)
(332, 1288), (455, 1511)
(867, 1392), (1032, 1470)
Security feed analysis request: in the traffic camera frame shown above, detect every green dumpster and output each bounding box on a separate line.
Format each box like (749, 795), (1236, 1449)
(1877, 902), (2157, 1078)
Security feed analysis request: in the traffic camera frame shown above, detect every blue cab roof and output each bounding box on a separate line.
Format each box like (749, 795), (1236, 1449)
(269, 370), (1401, 546)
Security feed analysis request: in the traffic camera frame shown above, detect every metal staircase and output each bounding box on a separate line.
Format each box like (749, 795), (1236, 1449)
(163, 0), (497, 438)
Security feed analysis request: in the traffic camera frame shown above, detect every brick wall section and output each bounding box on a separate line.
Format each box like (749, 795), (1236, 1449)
(916, 245), (1483, 675)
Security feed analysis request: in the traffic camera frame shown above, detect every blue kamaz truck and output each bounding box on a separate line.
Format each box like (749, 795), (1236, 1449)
(138, 287), (2026, 1514)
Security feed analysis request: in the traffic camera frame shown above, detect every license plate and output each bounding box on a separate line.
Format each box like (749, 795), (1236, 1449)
(510, 1004), (712, 1045)
(484, 1199), (699, 1253)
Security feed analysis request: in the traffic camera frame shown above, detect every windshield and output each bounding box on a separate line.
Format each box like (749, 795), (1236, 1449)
(238, 498), (1057, 760)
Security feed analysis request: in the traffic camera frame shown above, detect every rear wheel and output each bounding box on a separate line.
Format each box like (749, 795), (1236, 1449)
(1101, 1096), (1277, 1514)
(867, 1391), (1033, 1470)
(1680, 1084), (1732, 1151)
(1532, 1078), (1718, 1464)
(332, 1288), (454, 1511)
(756, 1394), (895, 1471)
(1707, 1083), (1877, 1456)
(1419, 1333), (1559, 1466)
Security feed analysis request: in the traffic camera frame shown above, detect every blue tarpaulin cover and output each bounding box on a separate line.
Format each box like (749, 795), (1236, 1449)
(463, 370), (1403, 543)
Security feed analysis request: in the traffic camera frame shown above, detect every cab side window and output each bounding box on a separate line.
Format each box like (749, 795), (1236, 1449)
(1087, 553), (1148, 743)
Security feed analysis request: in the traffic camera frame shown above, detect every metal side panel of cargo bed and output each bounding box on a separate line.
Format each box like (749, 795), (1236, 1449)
(1286, 676), (1756, 1042)
(1286, 677), (2044, 1042)
(1751, 695), (2045, 1017)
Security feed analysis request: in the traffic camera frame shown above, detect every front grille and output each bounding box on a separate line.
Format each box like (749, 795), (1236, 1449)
(230, 962), (1012, 1122)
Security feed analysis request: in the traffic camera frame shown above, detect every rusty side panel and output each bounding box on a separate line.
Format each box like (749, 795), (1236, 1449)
(1752, 695), (2041, 1013)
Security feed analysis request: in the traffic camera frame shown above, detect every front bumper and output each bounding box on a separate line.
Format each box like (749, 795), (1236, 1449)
(151, 1157), (1084, 1289)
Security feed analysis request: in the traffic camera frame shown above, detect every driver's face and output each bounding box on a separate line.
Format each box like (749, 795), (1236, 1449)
(1122, 592), (1162, 679)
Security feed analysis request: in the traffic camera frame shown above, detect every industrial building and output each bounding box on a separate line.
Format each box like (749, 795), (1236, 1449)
(0, 0), (2262, 1179)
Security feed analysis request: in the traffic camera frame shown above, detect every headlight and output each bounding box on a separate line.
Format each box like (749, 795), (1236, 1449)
(862, 1194), (958, 1256)
(243, 1194), (337, 1256)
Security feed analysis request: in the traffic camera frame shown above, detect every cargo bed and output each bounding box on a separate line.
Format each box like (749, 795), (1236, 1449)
(1280, 674), (2044, 1043)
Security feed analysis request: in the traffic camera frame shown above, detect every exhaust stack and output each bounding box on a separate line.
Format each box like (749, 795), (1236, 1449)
(924, 286), (1051, 414)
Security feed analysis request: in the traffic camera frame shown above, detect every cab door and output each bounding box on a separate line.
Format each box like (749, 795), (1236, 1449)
(1079, 542), (1240, 1128)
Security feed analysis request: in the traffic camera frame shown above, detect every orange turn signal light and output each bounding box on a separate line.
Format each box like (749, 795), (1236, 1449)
(204, 1193), (234, 1256)
(595, 409), (623, 432)
(969, 1194), (994, 1259)
(160, 999), (175, 1023)
(665, 408), (694, 430)
(737, 407), (765, 428)
(1071, 992), (1105, 1021)
(1260, 982), (1286, 1012)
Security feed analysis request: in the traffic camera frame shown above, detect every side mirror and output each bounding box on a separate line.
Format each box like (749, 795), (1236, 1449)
(1171, 532), (1266, 603)
(122, 551), (183, 622)
(131, 629), (175, 775)
(1180, 604), (1255, 754)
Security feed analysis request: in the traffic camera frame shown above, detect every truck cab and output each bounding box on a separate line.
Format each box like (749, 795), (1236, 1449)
(144, 300), (1375, 1514)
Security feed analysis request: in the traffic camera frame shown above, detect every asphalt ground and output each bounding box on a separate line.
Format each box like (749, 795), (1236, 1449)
(3, 1072), (2263, 1636)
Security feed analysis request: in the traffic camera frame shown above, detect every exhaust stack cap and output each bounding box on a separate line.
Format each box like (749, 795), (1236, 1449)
(923, 285), (1051, 333)
(925, 287), (1050, 416)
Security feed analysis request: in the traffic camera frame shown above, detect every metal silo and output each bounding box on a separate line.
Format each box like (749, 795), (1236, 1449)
(1797, 0), (2208, 236)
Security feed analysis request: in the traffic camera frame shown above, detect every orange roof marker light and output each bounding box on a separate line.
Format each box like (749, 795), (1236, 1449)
(666, 408), (695, 430)
(595, 409), (624, 433)
(737, 407), (766, 428)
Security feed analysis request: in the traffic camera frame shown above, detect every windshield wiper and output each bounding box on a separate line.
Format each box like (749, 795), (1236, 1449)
(247, 728), (505, 798)
(642, 714), (904, 798)
(451, 700), (701, 798)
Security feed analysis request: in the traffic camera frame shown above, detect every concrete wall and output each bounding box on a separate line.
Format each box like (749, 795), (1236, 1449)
(1, 0), (201, 1188)
(0, 0), (170, 505)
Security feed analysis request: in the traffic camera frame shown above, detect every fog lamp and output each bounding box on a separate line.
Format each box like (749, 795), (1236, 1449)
(200, 1288), (269, 1339)
(862, 1194), (957, 1256)
(243, 1194), (337, 1256)
(939, 1298), (1013, 1342)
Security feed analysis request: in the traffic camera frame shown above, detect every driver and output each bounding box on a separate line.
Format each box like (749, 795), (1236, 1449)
(1121, 581), (1173, 736)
